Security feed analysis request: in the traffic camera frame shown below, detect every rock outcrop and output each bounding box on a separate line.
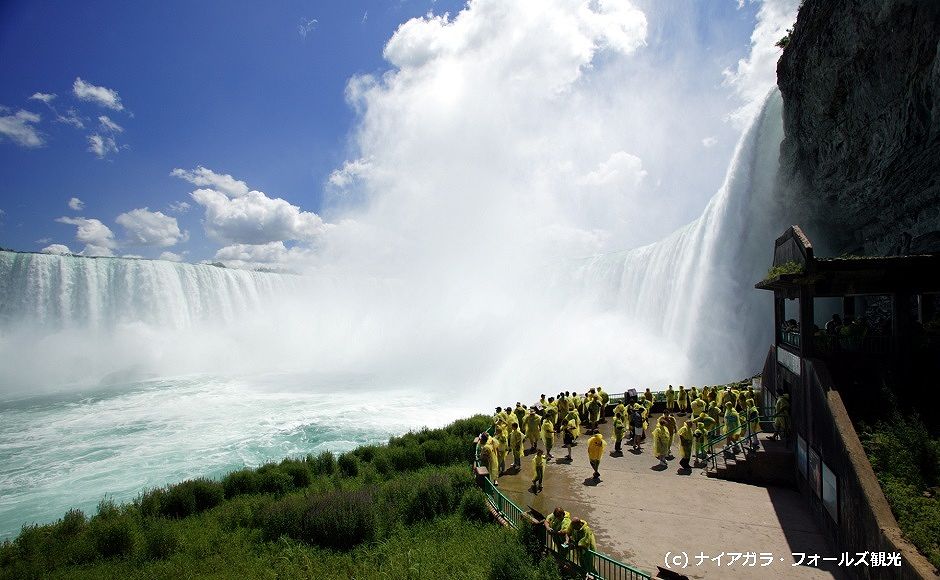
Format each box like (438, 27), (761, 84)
(776, 0), (940, 256)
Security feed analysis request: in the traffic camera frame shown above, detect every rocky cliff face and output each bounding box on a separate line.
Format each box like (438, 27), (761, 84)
(776, 0), (940, 256)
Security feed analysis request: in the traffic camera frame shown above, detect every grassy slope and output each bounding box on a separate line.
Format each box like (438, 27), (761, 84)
(860, 413), (940, 569)
(0, 415), (561, 580)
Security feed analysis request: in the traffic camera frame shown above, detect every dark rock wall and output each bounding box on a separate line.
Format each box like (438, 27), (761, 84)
(776, 0), (940, 256)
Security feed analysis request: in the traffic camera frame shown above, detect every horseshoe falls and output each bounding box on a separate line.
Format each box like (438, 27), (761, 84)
(569, 89), (785, 381)
(0, 90), (786, 539)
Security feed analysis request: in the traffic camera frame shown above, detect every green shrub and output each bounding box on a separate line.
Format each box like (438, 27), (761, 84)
(338, 452), (360, 477)
(57, 509), (87, 537)
(162, 478), (224, 518)
(301, 488), (376, 549)
(222, 468), (261, 498)
(406, 472), (455, 524)
(307, 451), (337, 476)
(96, 498), (120, 519)
(279, 459), (312, 489)
(388, 445), (426, 472)
(459, 488), (491, 524)
(352, 445), (379, 463)
(142, 518), (179, 560)
(258, 467), (293, 495)
(372, 449), (393, 476)
(138, 487), (166, 518)
(88, 514), (137, 559)
(489, 535), (534, 580)
(261, 495), (306, 541)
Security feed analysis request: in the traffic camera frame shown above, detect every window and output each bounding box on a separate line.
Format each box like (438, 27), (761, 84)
(808, 448), (821, 497)
(797, 435), (807, 477)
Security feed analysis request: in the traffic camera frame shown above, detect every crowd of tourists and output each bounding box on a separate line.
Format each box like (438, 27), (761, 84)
(476, 383), (791, 487)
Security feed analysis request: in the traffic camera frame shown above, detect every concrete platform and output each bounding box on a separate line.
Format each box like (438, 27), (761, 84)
(495, 414), (845, 579)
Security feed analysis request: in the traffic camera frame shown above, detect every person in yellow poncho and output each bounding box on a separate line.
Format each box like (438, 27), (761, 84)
(494, 423), (509, 475)
(613, 411), (625, 454)
(652, 418), (670, 467)
(665, 384), (676, 411)
(745, 398), (760, 449)
(723, 402), (741, 454)
(563, 418), (579, 459)
(478, 433), (499, 486)
(587, 432), (606, 479)
(677, 385), (688, 413)
(541, 417), (555, 459)
(677, 420), (693, 469)
(524, 409), (540, 452)
(509, 422), (524, 469)
(532, 449), (545, 491)
(544, 507), (570, 551)
(567, 518), (597, 571)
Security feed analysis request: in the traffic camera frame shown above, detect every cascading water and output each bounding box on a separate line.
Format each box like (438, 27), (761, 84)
(570, 89), (785, 383)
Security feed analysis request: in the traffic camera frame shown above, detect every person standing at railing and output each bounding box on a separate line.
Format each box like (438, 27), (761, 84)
(707, 400), (721, 427)
(567, 518), (597, 571)
(509, 422), (524, 470)
(723, 402), (741, 455)
(643, 387), (654, 405)
(495, 422), (509, 476)
(677, 420), (693, 469)
(544, 507), (571, 552)
(745, 398), (760, 449)
(532, 449), (545, 491)
(665, 385), (676, 412)
(587, 432), (606, 480)
(541, 416), (555, 460)
(513, 402), (526, 428)
(677, 385), (688, 414)
(692, 422), (706, 466)
(689, 385), (698, 404)
(479, 433), (500, 486)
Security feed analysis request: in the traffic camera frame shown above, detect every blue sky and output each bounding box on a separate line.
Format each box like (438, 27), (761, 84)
(0, 0), (781, 265)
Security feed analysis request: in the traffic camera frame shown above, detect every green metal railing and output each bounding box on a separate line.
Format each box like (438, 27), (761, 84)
(473, 429), (650, 580)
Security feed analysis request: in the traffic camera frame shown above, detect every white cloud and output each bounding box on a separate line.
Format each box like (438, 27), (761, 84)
(174, 167), (327, 245)
(87, 133), (118, 158)
(0, 109), (43, 148)
(158, 251), (183, 262)
(115, 208), (187, 247)
(171, 167), (250, 198)
(57, 108), (85, 129)
(68, 197), (85, 211)
(121, 254), (143, 259)
(328, 157), (373, 188)
(40, 244), (71, 255)
(167, 200), (191, 213)
(702, 136), (718, 148)
(29, 92), (56, 104)
(98, 115), (123, 133)
(55, 216), (116, 256)
(298, 17), (318, 39)
(35, 237), (52, 244)
(73, 78), (125, 111)
(722, 0), (799, 127)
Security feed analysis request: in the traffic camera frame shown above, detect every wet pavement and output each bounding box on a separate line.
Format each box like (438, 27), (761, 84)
(494, 413), (843, 579)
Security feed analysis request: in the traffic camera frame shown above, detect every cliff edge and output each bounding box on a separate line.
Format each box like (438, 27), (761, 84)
(777, 0), (940, 256)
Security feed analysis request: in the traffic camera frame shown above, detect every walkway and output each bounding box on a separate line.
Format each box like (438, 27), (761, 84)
(495, 414), (845, 579)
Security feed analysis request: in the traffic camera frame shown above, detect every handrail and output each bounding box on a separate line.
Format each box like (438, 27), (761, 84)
(473, 427), (651, 580)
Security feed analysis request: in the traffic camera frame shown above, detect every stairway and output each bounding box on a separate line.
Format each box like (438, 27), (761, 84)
(705, 433), (795, 487)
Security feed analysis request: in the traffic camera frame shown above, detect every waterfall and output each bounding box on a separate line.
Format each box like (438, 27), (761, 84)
(0, 91), (786, 393)
(570, 89), (785, 382)
(0, 253), (300, 331)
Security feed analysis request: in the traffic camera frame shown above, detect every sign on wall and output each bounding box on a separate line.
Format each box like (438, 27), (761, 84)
(797, 435), (808, 478)
(822, 461), (838, 521)
(808, 448), (821, 497)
